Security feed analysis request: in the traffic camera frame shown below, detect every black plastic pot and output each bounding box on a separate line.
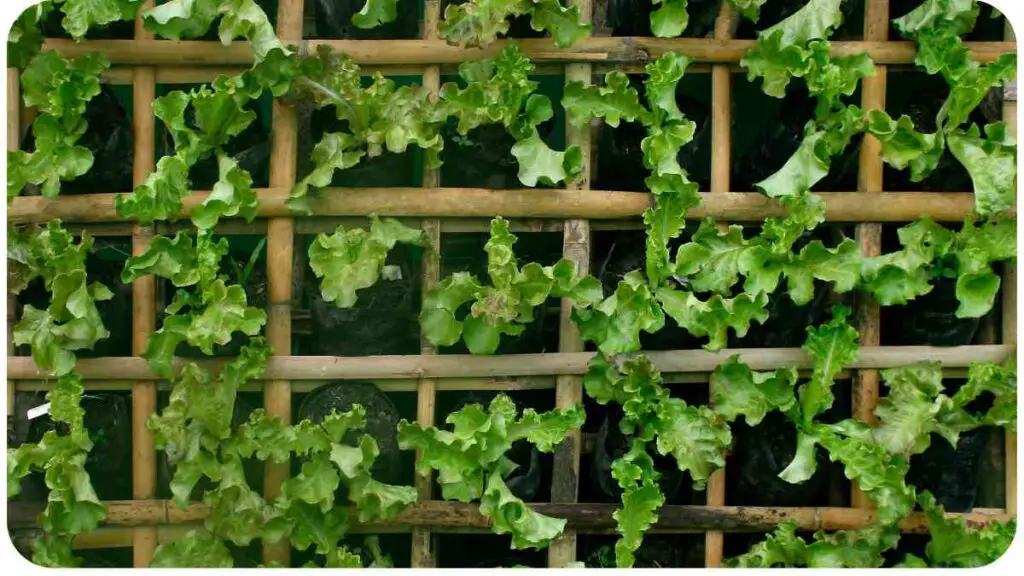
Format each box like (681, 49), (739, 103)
(606, 0), (719, 38)
(23, 393), (132, 501)
(590, 404), (685, 502)
(157, 393), (264, 500)
(726, 411), (831, 508)
(300, 242), (421, 357)
(908, 426), (990, 513)
(439, 123), (521, 189)
(314, 0), (418, 39)
(728, 281), (831, 349)
(449, 392), (543, 502)
(885, 275), (981, 347)
(19, 85), (133, 196)
(295, 381), (403, 487)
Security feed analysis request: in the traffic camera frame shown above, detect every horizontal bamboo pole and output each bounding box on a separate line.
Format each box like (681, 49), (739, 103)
(9, 366), (975, 392)
(43, 38), (1014, 67)
(8, 189), (999, 225)
(7, 500), (1009, 534)
(7, 345), (1011, 381)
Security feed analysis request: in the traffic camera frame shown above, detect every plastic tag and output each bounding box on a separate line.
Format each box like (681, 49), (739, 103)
(382, 265), (403, 281)
(27, 403), (51, 420)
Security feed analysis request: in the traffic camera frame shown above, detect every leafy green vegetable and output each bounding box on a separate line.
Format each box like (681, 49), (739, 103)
(728, 0), (768, 22)
(422, 217), (601, 354)
(309, 216), (426, 309)
(352, 1), (399, 29)
(144, 0), (288, 63)
(7, 2), (51, 69)
(9, 50), (109, 201)
(912, 491), (1017, 567)
(439, 0), (591, 49)
(151, 531), (234, 568)
(58, 0), (143, 40)
(399, 394), (584, 548)
(650, 0), (689, 38)
(584, 354), (731, 566)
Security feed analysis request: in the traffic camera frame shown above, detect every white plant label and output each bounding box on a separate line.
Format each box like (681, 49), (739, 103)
(27, 402), (51, 420)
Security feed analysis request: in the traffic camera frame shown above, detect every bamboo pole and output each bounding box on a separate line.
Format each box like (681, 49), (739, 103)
(705, 2), (738, 567)
(549, 0), (592, 566)
(99, 63), (749, 86)
(7, 67), (20, 424)
(12, 366), (977, 393)
(1002, 21), (1017, 518)
(8, 189), (1003, 225)
(412, 1), (442, 568)
(130, 4), (159, 565)
(261, 0), (303, 565)
(7, 345), (1011, 381)
(6, 500), (1009, 534)
(41, 37), (1014, 66)
(852, 0), (889, 511)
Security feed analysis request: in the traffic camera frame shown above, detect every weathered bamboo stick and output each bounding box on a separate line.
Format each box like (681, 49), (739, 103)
(11, 367), (976, 393)
(705, 2), (739, 566)
(9, 189), (1002, 224)
(6, 500), (1008, 533)
(261, 0), (303, 565)
(412, 1), (442, 568)
(42, 37), (1014, 66)
(99, 63), (748, 85)
(8, 67), (21, 422)
(852, 0), (889, 511)
(7, 345), (1011, 381)
(549, 0), (593, 566)
(1002, 21), (1017, 518)
(130, 4), (158, 564)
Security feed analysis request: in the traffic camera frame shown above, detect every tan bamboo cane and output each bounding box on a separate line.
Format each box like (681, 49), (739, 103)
(411, 0), (443, 568)
(1002, 19), (1017, 518)
(130, 3), (159, 566)
(42, 37), (1014, 67)
(705, 1), (739, 567)
(548, 0), (593, 566)
(7, 68), (20, 425)
(261, 0), (303, 565)
(852, 0), (889, 510)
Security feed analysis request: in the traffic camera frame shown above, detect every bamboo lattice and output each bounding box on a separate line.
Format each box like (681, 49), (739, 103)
(4, 0), (1018, 568)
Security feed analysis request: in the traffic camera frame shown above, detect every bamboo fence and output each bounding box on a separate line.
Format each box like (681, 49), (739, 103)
(4, 0), (1018, 568)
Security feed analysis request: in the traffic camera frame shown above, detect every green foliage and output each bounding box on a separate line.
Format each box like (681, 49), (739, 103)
(912, 491), (1017, 567)
(439, 0), (591, 48)
(8, 50), (110, 201)
(584, 354), (731, 566)
(57, 0), (144, 40)
(398, 394), (584, 548)
(352, 1), (399, 29)
(151, 531), (235, 568)
(309, 216), (426, 308)
(144, 0), (288, 63)
(121, 230), (267, 378)
(7, 2), (51, 70)
(422, 217), (601, 354)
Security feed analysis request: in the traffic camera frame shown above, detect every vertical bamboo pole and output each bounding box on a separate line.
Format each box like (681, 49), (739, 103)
(1001, 20), (1016, 518)
(8, 68), (20, 423)
(548, 0), (592, 567)
(852, 0), (889, 510)
(131, 3), (158, 567)
(262, 0), (303, 565)
(704, 3), (737, 568)
(411, 1), (442, 568)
